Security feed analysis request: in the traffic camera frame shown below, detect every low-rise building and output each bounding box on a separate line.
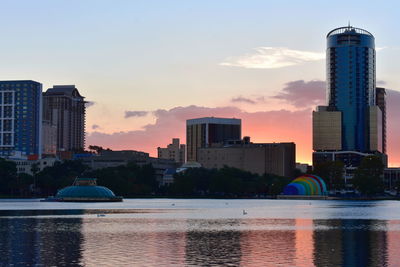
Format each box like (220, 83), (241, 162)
(78, 150), (177, 185)
(14, 157), (59, 175)
(157, 138), (186, 164)
(197, 137), (295, 177)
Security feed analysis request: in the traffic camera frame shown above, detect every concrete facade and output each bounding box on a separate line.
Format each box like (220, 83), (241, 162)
(42, 120), (57, 156)
(157, 138), (186, 164)
(186, 117), (241, 162)
(197, 141), (295, 177)
(312, 108), (342, 151)
(43, 85), (86, 153)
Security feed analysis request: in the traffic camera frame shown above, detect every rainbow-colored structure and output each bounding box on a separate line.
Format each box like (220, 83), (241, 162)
(283, 174), (327, 195)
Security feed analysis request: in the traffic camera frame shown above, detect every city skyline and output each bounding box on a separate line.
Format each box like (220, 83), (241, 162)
(1, 1), (399, 165)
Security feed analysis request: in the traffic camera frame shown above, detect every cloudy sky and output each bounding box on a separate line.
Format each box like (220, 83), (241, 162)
(1, 0), (399, 165)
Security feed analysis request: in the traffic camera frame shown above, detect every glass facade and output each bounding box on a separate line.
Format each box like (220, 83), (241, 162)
(326, 26), (375, 152)
(0, 81), (42, 157)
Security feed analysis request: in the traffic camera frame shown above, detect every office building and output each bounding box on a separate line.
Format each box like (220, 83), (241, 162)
(376, 87), (386, 154)
(43, 85), (86, 152)
(157, 138), (186, 164)
(0, 80), (42, 158)
(186, 117), (241, 162)
(197, 137), (295, 177)
(42, 120), (57, 156)
(313, 26), (386, 171)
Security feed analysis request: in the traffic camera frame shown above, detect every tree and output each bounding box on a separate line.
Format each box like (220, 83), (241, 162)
(0, 158), (17, 195)
(352, 156), (384, 196)
(313, 160), (345, 190)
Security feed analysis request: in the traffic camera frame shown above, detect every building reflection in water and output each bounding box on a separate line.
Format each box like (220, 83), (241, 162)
(185, 219), (242, 266)
(1, 213), (399, 266)
(79, 217), (187, 266)
(239, 219), (297, 266)
(0, 215), (83, 266)
(313, 219), (389, 267)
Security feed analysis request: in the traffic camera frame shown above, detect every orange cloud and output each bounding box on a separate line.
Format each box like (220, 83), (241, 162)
(87, 81), (400, 167)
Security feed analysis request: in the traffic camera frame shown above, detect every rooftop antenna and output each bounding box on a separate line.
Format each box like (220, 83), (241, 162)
(348, 21), (351, 29)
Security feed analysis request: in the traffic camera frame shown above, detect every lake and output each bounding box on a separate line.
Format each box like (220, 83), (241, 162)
(0, 199), (399, 266)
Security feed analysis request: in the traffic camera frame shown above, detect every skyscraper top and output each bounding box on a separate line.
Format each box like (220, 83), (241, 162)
(327, 26), (374, 38)
(186, 117), (241, 126)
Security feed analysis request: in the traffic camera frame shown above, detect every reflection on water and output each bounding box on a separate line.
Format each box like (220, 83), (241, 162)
(1, 200), (400, 266)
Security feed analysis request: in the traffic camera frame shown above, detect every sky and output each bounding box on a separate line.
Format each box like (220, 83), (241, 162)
(0, 0), (399, 166)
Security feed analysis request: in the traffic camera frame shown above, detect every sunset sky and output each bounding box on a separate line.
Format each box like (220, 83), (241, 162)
(1, 0), (399, 165)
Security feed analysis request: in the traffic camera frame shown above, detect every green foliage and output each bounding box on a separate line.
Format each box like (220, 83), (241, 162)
(86, 162), (156, 196)
(0, 158), (17, 195)
(352, 156), (384, 195)
(166, 166), (290, 197)
(36, 160), (89, 196)
(313, 160), (345, 190)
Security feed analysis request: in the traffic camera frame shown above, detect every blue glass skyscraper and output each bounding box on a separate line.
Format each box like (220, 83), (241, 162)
(326, 26), (375, 152)
(313, 26), (386, 170)
(0, 80), (42, 158)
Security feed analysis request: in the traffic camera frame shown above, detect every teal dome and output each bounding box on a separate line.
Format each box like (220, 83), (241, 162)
(56, 185), (117, 199)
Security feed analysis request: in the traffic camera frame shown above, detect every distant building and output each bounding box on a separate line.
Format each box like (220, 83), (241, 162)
(78, 150), (177, 185)
(197, 137), (295, 177)
(296, 163), (312, 174)
(14, 157), (59, 175)
(186, 117), (241, 162)
(375, 87), (387, 154)
(43, 85), (86, 153)
(312, 26), (387, 182)
(42, 120), (57, 156)
(384, 168), (400, 191)
(0, 80), (43, 159)
(157, 138), (186, 164)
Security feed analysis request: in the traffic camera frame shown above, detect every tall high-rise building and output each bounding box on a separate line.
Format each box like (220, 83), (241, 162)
(186, 117), (241, 162)
(313, 26), (386, 168)
(0, 80), (42, 158)
(43, 85), (86, 152)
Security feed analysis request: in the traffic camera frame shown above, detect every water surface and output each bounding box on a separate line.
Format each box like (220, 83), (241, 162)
(0, 199), (399, 266)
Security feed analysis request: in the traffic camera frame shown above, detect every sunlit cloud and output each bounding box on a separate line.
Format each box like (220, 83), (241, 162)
(220, 47), (325, 69)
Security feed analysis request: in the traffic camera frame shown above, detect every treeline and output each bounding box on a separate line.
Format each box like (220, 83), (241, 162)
(161, 167), (291, 197)
(0, 158), (291, 198)
(0, 155), (387, 198)
(312, 155), (386, 195)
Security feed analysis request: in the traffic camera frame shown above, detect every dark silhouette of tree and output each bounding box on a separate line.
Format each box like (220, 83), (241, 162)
(352, 156), (384, 196)
(313, 160), (344, 190)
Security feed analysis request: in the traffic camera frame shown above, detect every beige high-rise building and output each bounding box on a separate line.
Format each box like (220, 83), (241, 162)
(197, 138), (295, 177)
(43, 85), (86, 152)
(369, 106), (383, 152)
(157, 138), (186, 164)
(312, 106), (342, 151)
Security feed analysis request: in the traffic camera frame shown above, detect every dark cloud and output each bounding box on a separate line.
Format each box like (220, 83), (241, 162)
(92, 124), (100, 130)
(125, 111), (149, 118)
(231, 96), (256, 104)
(85, 101), (96, 108)
(377, 80), (387, 86)
(272, 80), (325, 107)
